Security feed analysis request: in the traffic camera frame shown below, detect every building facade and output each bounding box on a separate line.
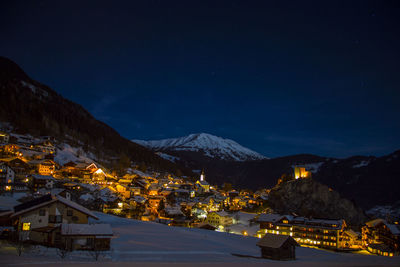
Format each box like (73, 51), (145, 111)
(257, 214), (347, 250)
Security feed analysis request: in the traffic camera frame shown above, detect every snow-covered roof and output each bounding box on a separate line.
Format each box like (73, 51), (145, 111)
(197, 180), (209, 186)
(365, 218), (385, 228)
(257, 213), (284, 223)
(11, 194), (98, 220)
(32, 174), (55, 180)
(80, 193), (94, 202)
(386, 223), (400, 235)
(257, 233), (297, 248)
(165, 207), (184, 216)
(55, 195), (99, 219)
(344, 229), (359, 239)
(61, 223), (112, 236)
(233, 212), (258, 224)
(36, 188), (65, 196)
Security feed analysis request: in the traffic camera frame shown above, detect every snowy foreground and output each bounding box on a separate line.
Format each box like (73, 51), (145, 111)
(1, 212), (400, 267)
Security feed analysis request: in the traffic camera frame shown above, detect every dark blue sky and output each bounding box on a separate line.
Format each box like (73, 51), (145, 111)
(1, 1), (400, 158)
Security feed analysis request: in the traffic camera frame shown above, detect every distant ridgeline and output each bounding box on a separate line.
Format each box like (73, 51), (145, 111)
(0, 56), (192, 177)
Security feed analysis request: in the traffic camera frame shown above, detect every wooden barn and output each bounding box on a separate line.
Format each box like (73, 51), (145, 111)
(256, 234), (298, 260)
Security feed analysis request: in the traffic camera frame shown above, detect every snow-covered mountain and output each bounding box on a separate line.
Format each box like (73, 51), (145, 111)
(132, 133), (267, 161)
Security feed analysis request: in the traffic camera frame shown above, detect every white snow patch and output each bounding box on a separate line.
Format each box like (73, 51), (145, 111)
(353, 160), (370, 168)
(21, 80), (49, 97)
(156, 152), (180, 162)
(55, 143), (96, 166)
(79, 193), (94, 202)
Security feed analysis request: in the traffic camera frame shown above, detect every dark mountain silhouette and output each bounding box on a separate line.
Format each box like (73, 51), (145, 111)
(148, 144), (400, 210)
(0, 56), (192, 176)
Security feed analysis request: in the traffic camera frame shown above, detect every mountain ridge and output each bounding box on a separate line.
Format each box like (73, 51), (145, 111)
(0, 56), (192, 176)
(132, 133), (267, 162)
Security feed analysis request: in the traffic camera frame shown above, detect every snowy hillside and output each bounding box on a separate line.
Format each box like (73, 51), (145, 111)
(1, 212), (399, 266)
(133, 133), (267, 161)
(54, 143), (97, 166)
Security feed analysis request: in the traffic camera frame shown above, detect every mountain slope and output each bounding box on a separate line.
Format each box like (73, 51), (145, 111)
(133, 133), (267, 161)
(0, 56), (191, 175)
(268, 178), (366, 226)
(313, 150), (400, 209)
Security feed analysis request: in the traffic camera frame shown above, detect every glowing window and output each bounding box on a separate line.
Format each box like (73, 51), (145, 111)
(22, 222), (30, 231)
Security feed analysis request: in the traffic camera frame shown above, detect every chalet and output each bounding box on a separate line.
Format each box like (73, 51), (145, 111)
(0, 157), (30, 180)
(339, 229), (362, 250)
(33, 141), (56, 154)
(148, 183), (160, 196)
(0, 162), (15, 186)
(61, 223), (112, 251)
(36, 188), (73, 201)
(206, 211), (233, 228)
(163, 206), (184, 219)
(0, 131), (10, 144)
(86, 162), (99, 172)
(147, 196), (165, 211)
(31, 174), (56, 189)
(92, 168), (106, 183)
(2, 144), (20, 155)
(362, 218), (400, 256)
(10, 194), (100, 246)
(116, 184), (131, 199)
(257, 233), (298, 260)
(169, 216), (193, 227)
(196, 222), (216, 231)
(29, 159), (56, 176)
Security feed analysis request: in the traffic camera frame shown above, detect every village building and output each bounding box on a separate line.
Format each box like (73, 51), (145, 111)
(116, 184), (131, 199)
(61, 223), (113, 251)
(206, 211), (233, 228)
(0, 162), (15, 189)
(0, 131), (10, 144)
(33, 140), (56, 154)
(31, 174), (56, 189)
(148, 183), (160, 196)
(257, 233), (298, 260)
(10, 194), (112, 250)
(195, 170), (210, 193)
(257, 213), (348, 250)
(0, 157), (31, 182)
(2, 144), (20, 156)
(339, 229), (362, 250)
(362, 218), (400, 257)
(147, 195), (165, 212)
(29, 159), (56, 176)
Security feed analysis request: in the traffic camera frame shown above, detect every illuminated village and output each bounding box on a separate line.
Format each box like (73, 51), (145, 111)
(0, 131), (399, 259)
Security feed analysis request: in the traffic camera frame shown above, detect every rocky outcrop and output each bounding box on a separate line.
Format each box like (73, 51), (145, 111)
(268, 178), (366, 226)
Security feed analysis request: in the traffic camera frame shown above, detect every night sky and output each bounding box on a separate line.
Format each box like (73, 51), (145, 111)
(1, 1), (400, 158)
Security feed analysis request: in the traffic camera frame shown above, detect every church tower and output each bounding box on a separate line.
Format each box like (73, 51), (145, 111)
(200, 169), (205, 181)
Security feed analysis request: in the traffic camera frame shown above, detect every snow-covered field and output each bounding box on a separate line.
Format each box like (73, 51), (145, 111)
(1, 212), (399, 266)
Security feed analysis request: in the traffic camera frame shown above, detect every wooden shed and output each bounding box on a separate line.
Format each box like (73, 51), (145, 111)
(256, 234), (298, 260)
